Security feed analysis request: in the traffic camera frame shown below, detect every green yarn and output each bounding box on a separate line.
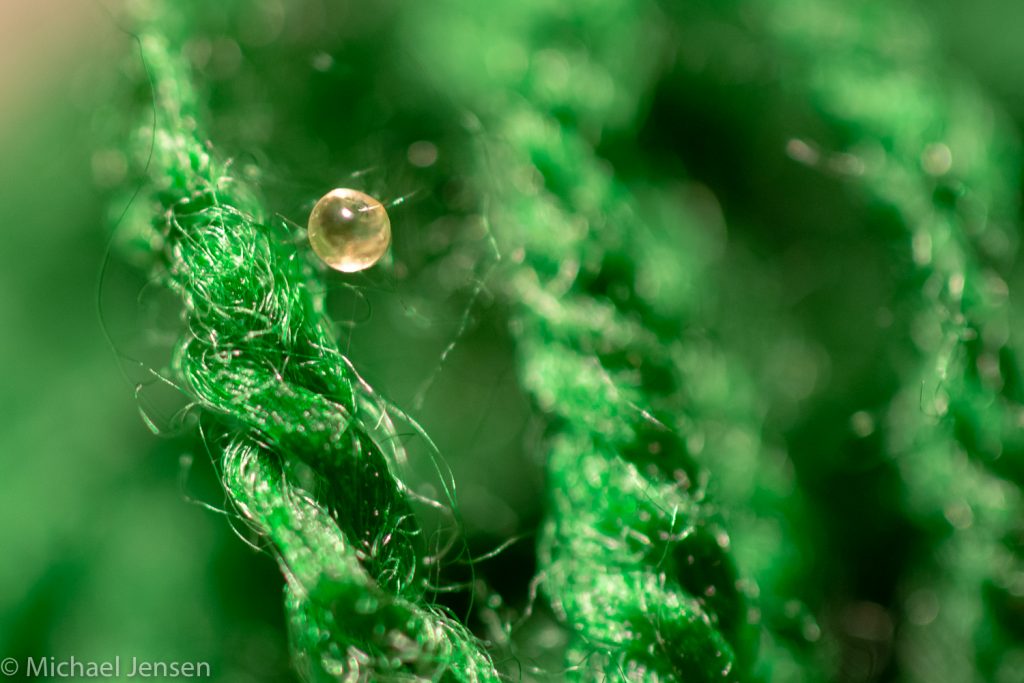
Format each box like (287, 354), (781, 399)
(130, 33), (499, 682)
(105, 1), (1024, 681)
(406, 1), (821, 678)
(223, 436), (497, 682)
(664, 0), (1024, 678)
(738, 3), (1024, 679)
(483, 107), (749, 681)
(472, 97), (821, 683)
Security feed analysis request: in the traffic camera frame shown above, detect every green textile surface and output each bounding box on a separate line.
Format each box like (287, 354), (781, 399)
(3, 0), (1024, 681)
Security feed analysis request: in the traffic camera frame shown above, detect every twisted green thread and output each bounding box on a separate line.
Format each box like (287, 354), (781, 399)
(408, 1), (800, 679)
(131, 33), (498, 682)
(746, 3), (1024, 679)
(485, 106), (821, 682)
(489, 106), (747, 681)
(403, 0), (837, 678)
(663, 0), (1024, 678)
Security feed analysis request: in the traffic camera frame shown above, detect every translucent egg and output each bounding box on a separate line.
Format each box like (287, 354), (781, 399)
(307, 188), (391, 272)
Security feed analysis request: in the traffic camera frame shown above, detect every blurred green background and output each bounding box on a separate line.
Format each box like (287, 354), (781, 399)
(2, 1), (1024, 681)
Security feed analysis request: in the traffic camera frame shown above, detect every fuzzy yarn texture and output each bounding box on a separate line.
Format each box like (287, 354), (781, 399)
(133, 33), (500, 682)
(108, 0), (1024, 681)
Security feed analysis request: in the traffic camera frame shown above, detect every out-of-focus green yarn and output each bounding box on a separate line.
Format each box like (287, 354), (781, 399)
(661, 1), (1024, 679)
(656, 0), (1024, 680)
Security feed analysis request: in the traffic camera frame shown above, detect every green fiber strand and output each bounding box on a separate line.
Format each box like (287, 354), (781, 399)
(480, 104), (818, 682)
(665, 0), (1024, 677)
(397, 0), (837, 676)
(414, 4), (753, 674)
(222, 436), (498, 682)
(406, 0), (831, 677)
(749, 3), (1024, 678)
(131, 33), (499, 682)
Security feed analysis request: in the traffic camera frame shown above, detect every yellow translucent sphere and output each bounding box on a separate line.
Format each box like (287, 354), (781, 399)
(308, 188), (391, 272)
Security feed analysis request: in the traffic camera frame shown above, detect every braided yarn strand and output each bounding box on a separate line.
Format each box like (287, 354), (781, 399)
(493, 104), (747, 682)
(664, 0), (1024, 678)
(485, 119), (823, 681)
(751, 4), (1024, 679)
(407, 1), (789, 678)
(112, 1), (1024, 680)
(131, 33), (499, 683)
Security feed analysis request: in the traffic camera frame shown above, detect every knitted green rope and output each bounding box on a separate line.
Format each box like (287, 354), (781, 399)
(129, 32), (499, 682)
(745, 4), (1024, 680)
(480, 119), (823, 681)
(430, 14), (742, 683)
(664, 0), (1024, 678)
(406, 1), (824, 679)
(107, 1), (1024, 681)
(487, 104), (747, 682)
